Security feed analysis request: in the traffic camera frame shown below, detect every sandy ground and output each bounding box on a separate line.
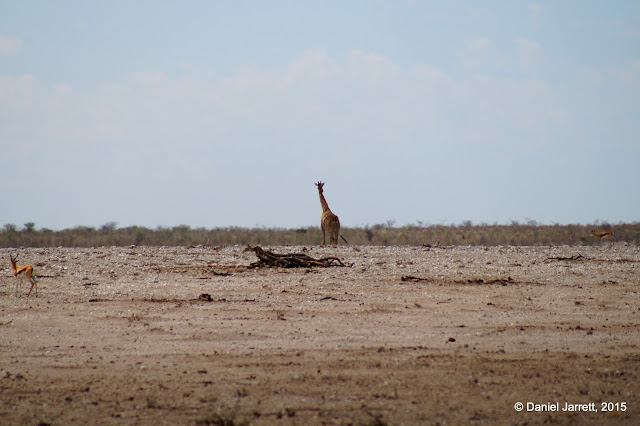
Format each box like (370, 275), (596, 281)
(1, 244), (639, 425)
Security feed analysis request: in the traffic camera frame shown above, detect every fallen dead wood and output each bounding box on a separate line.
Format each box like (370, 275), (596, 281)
(401, 276), (515, 285)
(401, 275), (431, 282)
(547, 254), (588, 261)
(459, 277), (515, 285)
(244, 245), (352, 268)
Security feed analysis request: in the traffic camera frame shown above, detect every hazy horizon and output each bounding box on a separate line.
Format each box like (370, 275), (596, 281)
(4, 218), (632, 233)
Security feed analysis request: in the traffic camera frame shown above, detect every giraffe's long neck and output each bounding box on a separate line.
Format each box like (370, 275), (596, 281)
(318, 190), (331, 213)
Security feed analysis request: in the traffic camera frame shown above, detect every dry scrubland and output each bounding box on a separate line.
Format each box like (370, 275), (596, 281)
(1, 242), (639, 425)
(2, 222), (639, 248)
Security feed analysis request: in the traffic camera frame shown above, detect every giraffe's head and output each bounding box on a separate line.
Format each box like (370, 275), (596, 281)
(315, 181), (325, 192)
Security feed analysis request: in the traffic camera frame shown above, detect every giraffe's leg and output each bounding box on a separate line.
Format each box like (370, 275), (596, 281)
(321, 228), (326, 246)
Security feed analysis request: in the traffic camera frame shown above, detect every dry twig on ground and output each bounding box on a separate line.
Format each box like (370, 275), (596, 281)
(547, 254), (588, 261)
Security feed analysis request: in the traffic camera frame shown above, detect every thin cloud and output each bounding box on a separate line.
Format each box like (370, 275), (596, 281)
(457, 36), (494, 72)
(0, 36), (23, 56)
(528, 3), (542, 18)
(515, 38), (542, 72)
(625, 28), (640, 37)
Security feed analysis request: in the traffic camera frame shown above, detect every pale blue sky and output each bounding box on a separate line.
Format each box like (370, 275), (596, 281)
(1, 1), (639, 230)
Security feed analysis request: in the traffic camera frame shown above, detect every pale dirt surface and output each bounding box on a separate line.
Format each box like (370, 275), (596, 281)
(1, 244), (639, 425)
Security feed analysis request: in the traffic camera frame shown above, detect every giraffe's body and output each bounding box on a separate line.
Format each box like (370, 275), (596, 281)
(315, 181), (341, 247)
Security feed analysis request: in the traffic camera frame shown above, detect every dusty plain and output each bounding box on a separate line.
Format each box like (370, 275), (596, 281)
(1, 244), (639, 425)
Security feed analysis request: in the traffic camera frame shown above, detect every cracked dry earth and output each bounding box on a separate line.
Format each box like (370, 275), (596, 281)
(1, 245), (639, 425)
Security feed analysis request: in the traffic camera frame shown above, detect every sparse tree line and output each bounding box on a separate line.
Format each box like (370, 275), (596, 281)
(1, 221), (638, 248)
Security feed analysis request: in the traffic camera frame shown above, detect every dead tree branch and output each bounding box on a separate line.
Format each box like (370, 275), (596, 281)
(244, 245), (352, 268)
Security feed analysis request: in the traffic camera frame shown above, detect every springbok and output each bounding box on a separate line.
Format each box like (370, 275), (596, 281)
(9, 254), (37, 296)
(591, 230), (615, 245)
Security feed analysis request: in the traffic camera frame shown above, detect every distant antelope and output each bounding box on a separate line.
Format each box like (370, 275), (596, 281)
(9, 254), (38, 296)
(591, 230), (615, 244)
(315, 181), (347, 247)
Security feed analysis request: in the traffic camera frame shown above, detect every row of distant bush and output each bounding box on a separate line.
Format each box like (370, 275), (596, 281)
(1, 221), (637, 248)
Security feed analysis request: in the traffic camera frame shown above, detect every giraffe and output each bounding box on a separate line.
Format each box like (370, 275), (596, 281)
(315, 181), (341, 247)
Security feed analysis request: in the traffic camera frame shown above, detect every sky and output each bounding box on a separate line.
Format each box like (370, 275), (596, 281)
(1, 1), (639, 230)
